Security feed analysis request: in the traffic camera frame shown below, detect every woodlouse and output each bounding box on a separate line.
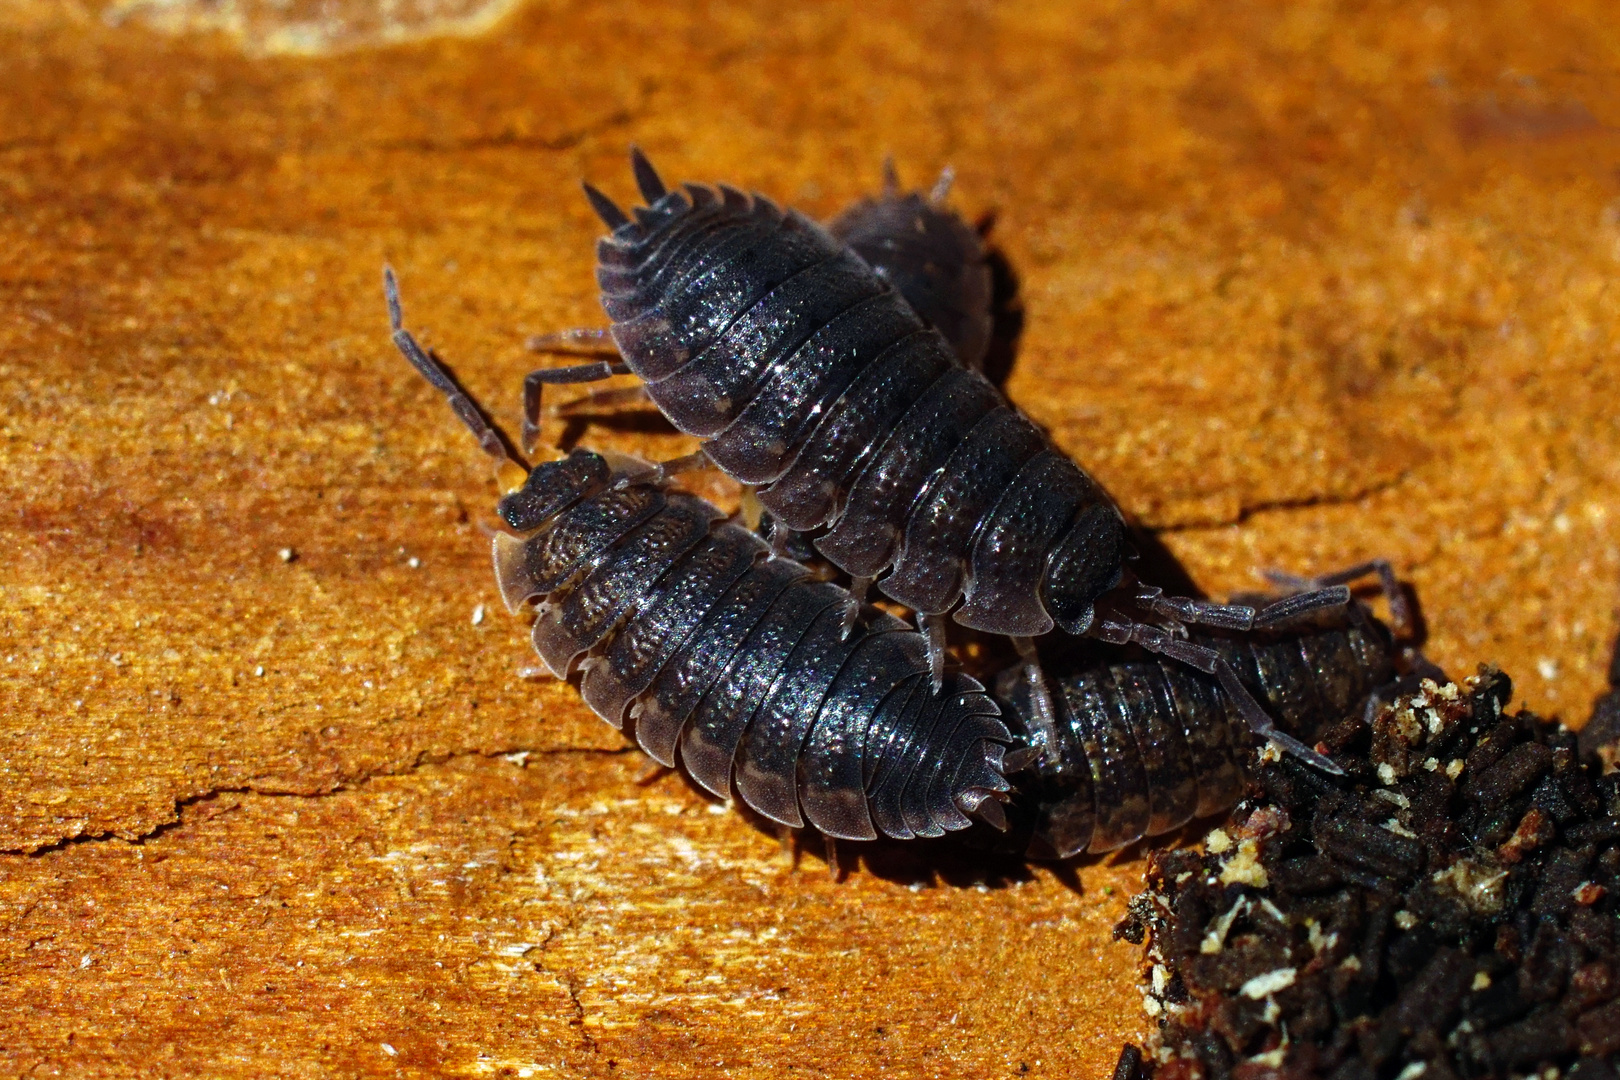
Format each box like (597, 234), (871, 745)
(520, 150), (1352, 775)
(384, 270), (1018, 843)
(997, 568), (1427, 858)
(825, 161), (994, 371)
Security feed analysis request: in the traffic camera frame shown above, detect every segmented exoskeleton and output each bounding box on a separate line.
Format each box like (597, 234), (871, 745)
(516, 150), (1353, 776)
(826, 161), (993, 371)
(999, 573), (1426, 858)
(384, 271), (1015, 843)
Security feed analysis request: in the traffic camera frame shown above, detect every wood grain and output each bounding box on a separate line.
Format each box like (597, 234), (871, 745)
(3, 1), (1619, 1075)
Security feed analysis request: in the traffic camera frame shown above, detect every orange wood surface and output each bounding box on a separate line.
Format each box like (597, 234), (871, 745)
(3, 1), (1619, 1075)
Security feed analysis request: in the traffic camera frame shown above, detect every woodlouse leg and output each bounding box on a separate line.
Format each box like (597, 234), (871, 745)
(521, 361), (634, 454)
(384, 267), (527, 470)
(1134, 583), (1352, 632)
(1013, 636), (1061, 765)
(1134, 585), (1256, 630)
(1096, 617), (1345, 776)
(1264, 559), (1414, 637)
(824, 835), (842, 882)
(765, 519), (799, 559)
(919, 612), (949, 692)
(636, 448), (712, 487)
(1251, 586), (1354, 628)
(525, 327), (618, 354)
(773, 822), (793, 861)
(737, 487), (765, 532)
(634, 761), (671, 786)
(842, 576), (874, 637)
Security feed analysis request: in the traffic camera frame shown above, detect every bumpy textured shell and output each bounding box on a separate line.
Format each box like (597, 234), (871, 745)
(595, 180), (1126, 638)
(1001, 609), (1399, 858)
(827, 188), (993, 370)
(490, 449), (1014, 842)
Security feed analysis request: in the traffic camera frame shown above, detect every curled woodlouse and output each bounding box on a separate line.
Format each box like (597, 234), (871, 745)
(517, 150), (1353, 775)
(825, 160), (993, 371)
(997, 567), (1430, 858)
(384, 269), (1016, 843)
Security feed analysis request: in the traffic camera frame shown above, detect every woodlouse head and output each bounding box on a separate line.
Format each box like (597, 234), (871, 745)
(496, 449), (612, 532)
(491, 450), (668, 614)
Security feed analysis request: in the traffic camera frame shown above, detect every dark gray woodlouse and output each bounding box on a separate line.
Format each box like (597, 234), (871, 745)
(825, 161), (993, 371)
(531, 150), (1124, 643)
(998, 569), (1425, 858)
(384, 271), (1017, 843)
(521, 150), (1351, 776)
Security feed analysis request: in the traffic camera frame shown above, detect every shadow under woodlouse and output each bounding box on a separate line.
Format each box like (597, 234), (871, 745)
(975, 214), (1026, 392)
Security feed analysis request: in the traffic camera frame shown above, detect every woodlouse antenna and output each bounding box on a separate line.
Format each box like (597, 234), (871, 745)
(974, 796), (1009, 832)
(629, 147), (667, 204)
(582, 182), (630, 229)
(383, 266), (529, 472)
(520, 359), (632, 454)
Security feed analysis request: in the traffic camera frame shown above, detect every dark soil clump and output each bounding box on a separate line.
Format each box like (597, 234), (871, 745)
(1112, 668), (1620, 1080)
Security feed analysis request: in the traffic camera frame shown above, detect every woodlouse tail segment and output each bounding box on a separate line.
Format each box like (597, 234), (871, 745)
(880, 155), (899, 196)
(1000, 745), (1042, 774)
(611, 149), (693, 231)
(928, 165), (955, 205)
(582, 182), (631, 230)
(628, 146), (667, 204)
(969, 792), (1010, 832)
(383, 266), (528, 473)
